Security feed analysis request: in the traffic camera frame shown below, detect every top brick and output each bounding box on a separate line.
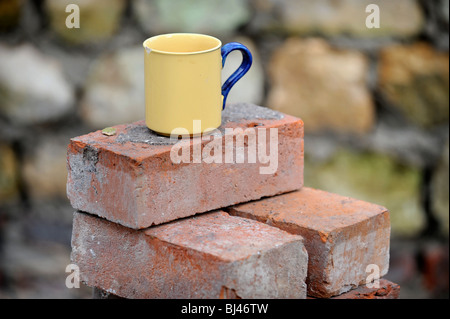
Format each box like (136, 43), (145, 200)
(66, 103), (304, 229)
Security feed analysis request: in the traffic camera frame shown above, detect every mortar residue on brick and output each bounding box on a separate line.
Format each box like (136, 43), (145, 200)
(114, 103), (285, 146)
(221, 103), (284, 123)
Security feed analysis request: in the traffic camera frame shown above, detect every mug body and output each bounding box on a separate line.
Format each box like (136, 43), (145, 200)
(143, 33), (223, 136)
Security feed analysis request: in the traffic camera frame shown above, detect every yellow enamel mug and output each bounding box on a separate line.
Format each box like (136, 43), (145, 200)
(143, 33), (252, 136)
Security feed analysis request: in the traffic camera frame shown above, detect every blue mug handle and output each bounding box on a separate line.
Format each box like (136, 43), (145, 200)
(221, 42), (253, 110)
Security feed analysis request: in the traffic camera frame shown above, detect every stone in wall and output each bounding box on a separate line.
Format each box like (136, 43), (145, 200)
(44, 0), (126, 45)
(421, 241), (449, 297)
(39, 45), (94, 90)
(80, 46), (145, 129)
(0, 0), (22, 31)
(0, 44), (75, 125)
(0, 142), (19, 203)
(0, 219), (92, 298)
(22, 134), (71, 201)
(222, 37), (265, 106)
(133, 0), (251, 37)
(249, 0), (424, 38)
(378, 43), (449, 129)
(304, 148), (425, 237)
(443, 0), (450, 25)
(366, 121), (443, 169)
(437, 0), (449, 49)
(422, 0), (449, 50)
(431, 140), (449, 236)
(267, 38), (374, 134)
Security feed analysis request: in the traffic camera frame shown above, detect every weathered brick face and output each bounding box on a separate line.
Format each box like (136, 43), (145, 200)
(67, 103), (304, 229)
(71, 211), (309, 299)
(228, 187), (391, 298)
(308, 279), (400, 299)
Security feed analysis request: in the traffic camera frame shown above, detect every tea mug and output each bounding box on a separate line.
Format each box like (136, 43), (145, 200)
(143, 33), (252, 136)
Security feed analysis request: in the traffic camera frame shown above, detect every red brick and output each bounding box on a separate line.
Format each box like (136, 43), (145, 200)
(71, 210), (308, 299)
(421, 243), (449, 296)
(94, 279), (400, 300)
(308, 279), (400, 299)
(67, 103), (304, 229)
(228, 187), (390, 298)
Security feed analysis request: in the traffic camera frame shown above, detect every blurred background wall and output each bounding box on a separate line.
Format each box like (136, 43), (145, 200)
(0, 0), (448, 298)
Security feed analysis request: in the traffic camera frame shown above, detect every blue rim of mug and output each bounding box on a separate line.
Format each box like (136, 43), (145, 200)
(143, 33), (222, 55)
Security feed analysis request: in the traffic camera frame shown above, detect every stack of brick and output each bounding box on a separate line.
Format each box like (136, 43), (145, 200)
(67, 103), (399, 299)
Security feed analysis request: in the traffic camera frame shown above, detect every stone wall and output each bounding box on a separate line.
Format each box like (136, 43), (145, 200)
(0, 0), (448, 298)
